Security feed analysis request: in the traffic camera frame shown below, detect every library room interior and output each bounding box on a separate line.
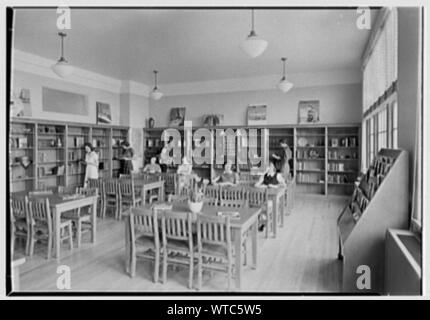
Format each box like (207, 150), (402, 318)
(7, 7), (423, 295)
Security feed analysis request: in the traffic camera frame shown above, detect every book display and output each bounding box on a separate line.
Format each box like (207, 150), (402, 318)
(337, 149), (409, 293)
(9, 118), (129, 192)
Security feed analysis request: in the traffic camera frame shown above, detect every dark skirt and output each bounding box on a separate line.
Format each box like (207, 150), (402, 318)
(121, 160), (134, 175)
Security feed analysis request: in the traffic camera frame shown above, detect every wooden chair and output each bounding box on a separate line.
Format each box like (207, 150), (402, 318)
(196, 214), (233, 291)
(247, 187), (273, 238)
(57, 185), (76, 194)
(118, 179), (143, 218)
(104, 179), (120, 219)
(27, 197), (73, 259)
(129, 207), (160, 283)
(204, 185), (220, 206)
(161, 172), (177, 197)
(10, 196), (30, 255)
(88, 178), (106, 218)
(62, 187), (98, 248)
(220, 186), (248, 208)
(161, 211), (196, 289)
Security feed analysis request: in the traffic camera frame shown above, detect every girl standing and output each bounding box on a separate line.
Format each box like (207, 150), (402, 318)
(82, 142), (99, 187)
(120, 141), (135, 175)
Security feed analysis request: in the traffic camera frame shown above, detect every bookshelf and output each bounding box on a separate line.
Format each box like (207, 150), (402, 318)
(295, 126), (326, 195)
(91, 127), (111, 179)
(9, 118), (129, 192)
(9, 121), (36, 192)
(337, 149), (409, 293)
(327, 126), (360, 196)
(36, 123), (66, 190)
(66, 125), (90, 188)
(112, 128), (129, 177)
(143, 124), (359, 196)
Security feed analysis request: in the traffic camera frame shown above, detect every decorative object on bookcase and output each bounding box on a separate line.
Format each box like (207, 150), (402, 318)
(337, 149), (409, 294)
(298, 100), (320, 124)
(202, 114), (224, 127)
(148, 117), (155, 128)
(247, 104), (267, 125)
(18, 156), (32, 169)
(96, 102), (112, 124)
(169, 107), (186, 127)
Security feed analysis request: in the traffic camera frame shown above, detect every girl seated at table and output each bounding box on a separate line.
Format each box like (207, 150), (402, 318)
(143, 156), (162, 174)
(254, 161), (286, 188)
(254, 161), (286, 232)
(212, 161), (239, 186)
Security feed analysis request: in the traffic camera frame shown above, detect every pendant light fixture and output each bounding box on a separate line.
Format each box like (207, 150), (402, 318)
(278, 57), (293, 93)
(240, 9), (268, 58)
(51, 32), (74, 78)
(150, 70), (163, 100)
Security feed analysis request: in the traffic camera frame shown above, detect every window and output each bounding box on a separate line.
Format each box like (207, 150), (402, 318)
(362, 8), (398, 170)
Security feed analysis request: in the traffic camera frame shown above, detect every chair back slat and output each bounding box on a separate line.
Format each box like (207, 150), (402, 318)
(161, 211), (192, 241)
(28, 197), (52, 228)
(247, 187), (268, 207)
(118, 179), (135, 197)
(11, 196), (28, 220)
(76, 187), (98, 196)
(197, 215), (231, 246)
(204, 185), (220, 206)
(104, 179), (119, 195)
(130, 207), (158, 237)
(88, 179), (105, 195)
(220, 186), (247, 208)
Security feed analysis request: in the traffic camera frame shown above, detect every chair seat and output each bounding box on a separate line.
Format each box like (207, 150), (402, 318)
(200, 243), (229, 258)
(122, 196), (143, 204)
(166, 237), (197, 252)
(14, 218), (28, 230)
(62, 212), (91, 221)
(135, 234), (156, 250)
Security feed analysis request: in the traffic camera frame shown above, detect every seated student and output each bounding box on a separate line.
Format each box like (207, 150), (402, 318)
(254, 161), (286, 232)
(255, 161), (286, 188)
(212, 161), (239, 186)
(143, 156), (162, 174)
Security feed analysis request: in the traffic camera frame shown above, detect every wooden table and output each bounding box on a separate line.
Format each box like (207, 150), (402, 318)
(19, 192), (98, 260)
(266, 187), (286, 238)
(124, 202), (261, 290)
(134, 179), (165, 204)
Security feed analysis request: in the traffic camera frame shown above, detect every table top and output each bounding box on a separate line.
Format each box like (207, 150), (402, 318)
(11, 191), (97, 206)
(130, 201), (261, 229)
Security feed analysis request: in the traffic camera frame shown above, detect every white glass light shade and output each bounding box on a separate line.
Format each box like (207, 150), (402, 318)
(51, 59), (74, 78)
(240, 34), (268, 58)
(278, 77), (294, 93)
(150, 88), (163, 100)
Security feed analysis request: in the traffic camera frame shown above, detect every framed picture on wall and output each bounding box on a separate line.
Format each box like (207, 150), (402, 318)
(202, 114), (224, 126)
(247, 104), (267, 125)
(96, 102), (112, 124)
(298, 100), (320, 124)
(169, 107), (186, 127)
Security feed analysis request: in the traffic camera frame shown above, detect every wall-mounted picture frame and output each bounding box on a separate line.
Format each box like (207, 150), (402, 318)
(169, 107), (186, 127)
(96, 102), (112, 124)
(247, 104), (267, 126)
(298, 100), (320, 124)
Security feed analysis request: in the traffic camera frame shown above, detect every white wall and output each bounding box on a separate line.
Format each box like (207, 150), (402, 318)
(13, 70), (122, 125)
(149, 83), (362, 127)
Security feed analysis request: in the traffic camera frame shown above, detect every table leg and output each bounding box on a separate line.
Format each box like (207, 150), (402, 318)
(252, 220), (258, 270)
(234, 229), (242, 290)
(125, 216), (131, 274)
(142, 186), (146, 204)
(91, 199), (97, 243)
(272, 197), (278, 238)
(55, 208), (61, 260)
(280, 193), (285, 227)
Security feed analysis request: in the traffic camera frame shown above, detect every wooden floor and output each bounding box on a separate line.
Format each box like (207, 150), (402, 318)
(16, 194), (347, 292)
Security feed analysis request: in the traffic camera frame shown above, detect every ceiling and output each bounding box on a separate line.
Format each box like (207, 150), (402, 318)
(13, 8), (377, 85)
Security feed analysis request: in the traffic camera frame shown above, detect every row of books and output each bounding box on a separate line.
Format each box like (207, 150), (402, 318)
(328, 150), (358, 160)
(296, 173), (324, 184)
(329, 137), (357, 147)
(296, 161), (322, 171)
(327, 174), (352, 184)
